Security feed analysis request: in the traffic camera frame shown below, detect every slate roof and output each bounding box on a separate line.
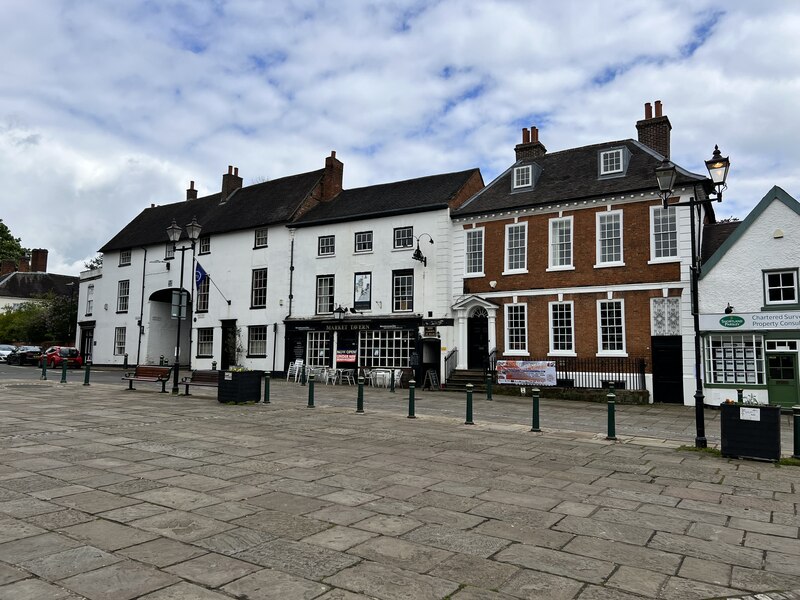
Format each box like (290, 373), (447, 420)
(453, 139), (709, 217)
(100, 169), (324, 252)
(701, 221), (741, 263)
(0, 272), (79, 299)
(291, 169), (482, 227)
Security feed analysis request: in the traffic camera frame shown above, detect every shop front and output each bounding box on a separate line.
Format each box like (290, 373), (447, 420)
(700, 310), (800, 407)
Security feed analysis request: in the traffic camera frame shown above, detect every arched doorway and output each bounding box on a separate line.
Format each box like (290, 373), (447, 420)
(145, 288), (192, 366)
(467, 306), (489, 369)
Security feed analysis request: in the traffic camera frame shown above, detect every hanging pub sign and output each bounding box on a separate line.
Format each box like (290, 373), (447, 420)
(496, 360), (557, 386)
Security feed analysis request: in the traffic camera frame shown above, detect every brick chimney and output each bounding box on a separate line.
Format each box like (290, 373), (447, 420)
(30, 249), (48, 273)
(636, 100), (672, 158)
(0, 260), (15, 276)
(515, 126), (547, 161)
(221, 166), (243, 200)
(321, 151), (343, 201)
(18, 256), (29, 272)
(186, 180), (198, 201)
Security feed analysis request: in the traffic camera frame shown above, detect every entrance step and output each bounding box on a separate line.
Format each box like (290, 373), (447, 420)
(444, 369), (489, 392)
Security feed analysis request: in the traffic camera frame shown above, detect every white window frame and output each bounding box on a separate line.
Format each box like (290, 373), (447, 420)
(117, 280), (130, 313)
(393, 226), (414, 249)
(316, 275), (335, 314)
(503, 222), (528, 274)
(165, 243), (174, 260)
(354, 231), (373, 253)
(318, 235), (335, 256)
(504, 303), (528, 356)
(251, 268), (268, 308)
(595, 210), (624, 267)
(197, 328), (213, 357)
(549, 301), (575, 356)
(254, 227), (268, 248)
(600, 149), (624, 175)
(392, 270), (414, 312)
(198, 236), (210, 255)
(649, 205), (679, 263)
(307, 331), (331, 367)
(597, 299), (627, 356)
(196, 277), (209, 312)
(248, 325), (268, 357)
(464, 228), (485, 277)
(85, 284), (94, 316)
(119, 249), (131, 266)
(358, 330), (414, 368)
(764, 270), (799, 306)
(705, 334), (765, 385)
(114, 327), (126, 356)
(513, 166), (532, 189)
(548, 216), (573, 271)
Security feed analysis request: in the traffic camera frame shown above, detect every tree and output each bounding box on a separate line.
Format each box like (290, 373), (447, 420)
(84, 255), (103, 270)
(0, 219), (28, 262)
(0, 292), (76, 344)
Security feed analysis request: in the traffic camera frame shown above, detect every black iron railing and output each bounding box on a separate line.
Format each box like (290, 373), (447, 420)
(444, 348), (458, 384)
(484, 348), (497, 378)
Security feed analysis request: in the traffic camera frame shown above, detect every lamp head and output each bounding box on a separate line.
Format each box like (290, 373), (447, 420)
(185, 216), (202, 241)
(654, 157), (678, 210)
(166, 219), (182, 243)
(705, 145), (730, 198)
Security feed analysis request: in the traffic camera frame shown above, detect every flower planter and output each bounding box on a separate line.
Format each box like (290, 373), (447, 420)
(720, 403), (781, 461)
(217, 370), (263, 403)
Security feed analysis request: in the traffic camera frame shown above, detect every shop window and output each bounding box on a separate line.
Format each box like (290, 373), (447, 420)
(705, 334), (765, 385)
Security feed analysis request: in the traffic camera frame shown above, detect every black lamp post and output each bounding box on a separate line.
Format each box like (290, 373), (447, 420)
(65, 281), (76, 343)
(166, 216), (202, 395)
(411, 233), (434, 267)
(655, 147), (730, 448)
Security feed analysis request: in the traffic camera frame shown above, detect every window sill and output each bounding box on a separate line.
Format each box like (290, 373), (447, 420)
(463, 272), (485, 279)
(246, 354), (267, 359)
(761, 304), (800, 311)
(596, 351), (628, 358)
(548, 351), (577, 357)
(198, 252), (210, 256)
(253, 245), (268, 250)
(392, 247), (413, 253)
(250, 305), (267, 310)
(594, 262), (625, 269)
(502, 269), (528, 276)
(504, 350), (529, 357)
(317, 254), (335, 259)
(119, 263), (131, 268)
(85, 313), (93, 317)
(195, 310), (208, 314)
(354, 250), (374, 255)
(546, 266), (575, 272)
(196, 355), (212, 359)
(116, 311), (128, 314)
(647, 257), (680, 265)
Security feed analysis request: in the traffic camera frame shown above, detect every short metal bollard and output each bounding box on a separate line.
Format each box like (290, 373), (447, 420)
(123, 353), (129, 371)
(263, 373), (271, 404)
(307, 374), (315, 408)
(83, 360), (91, 386)
(408, 379), (416, 419)
(793, 406), (800, 459)
(606, 383), (617, 441)
(737, 388), (744, 403)
(159, 355), (165, 366)
(60, 360), (68, 384)
(465, 383), (474, 425)
(40, 357), (47, 381)
(356, 377), (365, 414)
(390, 369), (396, 393)
(301, 365), (307, 386)
(531, 387), (541, 432)
(212, 361), (217, 371)
(486, 373), (493, 401)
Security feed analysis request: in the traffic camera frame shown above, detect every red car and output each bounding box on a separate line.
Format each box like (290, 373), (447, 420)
(43, 346), (83, 369)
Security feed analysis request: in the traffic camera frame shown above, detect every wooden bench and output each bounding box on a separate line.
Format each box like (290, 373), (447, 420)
(181, 370), (219, 395)
(122, 365), (172, 393)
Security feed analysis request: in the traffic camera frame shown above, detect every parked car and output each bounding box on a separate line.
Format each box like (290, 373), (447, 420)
(0, 345), (14, 362)
(6, 346), (43, 366)
(43, 346), (83, 369)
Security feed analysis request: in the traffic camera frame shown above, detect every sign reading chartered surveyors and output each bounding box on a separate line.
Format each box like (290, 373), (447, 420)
(700, 311), (800, 332)
(496, 360), (557, 386)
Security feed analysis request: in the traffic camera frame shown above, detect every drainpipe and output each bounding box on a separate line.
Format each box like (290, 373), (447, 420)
(272, 322), (277, 372)
(136, 247), (147, 365)
(288, 230), (295, 317)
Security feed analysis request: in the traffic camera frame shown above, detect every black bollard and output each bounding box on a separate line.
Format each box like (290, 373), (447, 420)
(465, 383), (474, 425)
(606, 383), (617, 441)
(356, 377), (365, 414)
(60, 359), (67, 384)
(390, 368), (396, 393)
(737, 388), (743, 403)
(83, 360), (91, 386)
(531, 387), (541, 432)
(123, 353), (129, 371)
(408, 379), (416, 419)
(40, 356), (47, 381)
(263, 373), (271, 404)
(307, 373), (315, 408)
(793, 406), (800, 460)
(486, 373), (493, 401)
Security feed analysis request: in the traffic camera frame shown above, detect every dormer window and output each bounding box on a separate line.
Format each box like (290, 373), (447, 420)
(600, 150), (623, 175)
(513, 166), (532, 189)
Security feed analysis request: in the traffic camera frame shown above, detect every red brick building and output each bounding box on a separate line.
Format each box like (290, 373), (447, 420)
(450, 103), (715, 404)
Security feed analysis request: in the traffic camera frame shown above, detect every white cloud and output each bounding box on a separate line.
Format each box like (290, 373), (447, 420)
(0, 0), (798, 273)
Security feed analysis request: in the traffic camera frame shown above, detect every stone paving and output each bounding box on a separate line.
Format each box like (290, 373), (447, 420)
(0, 377), (798, 599)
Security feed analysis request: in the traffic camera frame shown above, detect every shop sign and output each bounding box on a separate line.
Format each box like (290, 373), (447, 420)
(700, 311), (800, 331)
(423, 326), (438, 337)
(496, 360), (557, 386)
(336, 349), (357, 363)
(326, 323), (370, 331)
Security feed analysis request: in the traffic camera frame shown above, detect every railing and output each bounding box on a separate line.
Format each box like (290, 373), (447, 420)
(444, 348), (458, 384)
(498, 356), (647, 390)
(487, 348), (497, 374)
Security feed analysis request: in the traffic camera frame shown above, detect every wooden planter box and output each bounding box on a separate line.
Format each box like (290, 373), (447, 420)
(720, 403), (781, 461)
(217, 371), (263, 403)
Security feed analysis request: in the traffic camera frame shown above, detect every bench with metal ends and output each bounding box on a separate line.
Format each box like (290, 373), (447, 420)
(181, 370), (220, 395)
(122, 365), (172, 393)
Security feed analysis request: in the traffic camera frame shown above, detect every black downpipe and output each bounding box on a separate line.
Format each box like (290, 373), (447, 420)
(288, 235), (295, 317)
(136, 247), (147, 366)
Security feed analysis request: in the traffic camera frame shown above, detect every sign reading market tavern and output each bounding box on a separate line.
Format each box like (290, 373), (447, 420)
(700, 311), (800, 332)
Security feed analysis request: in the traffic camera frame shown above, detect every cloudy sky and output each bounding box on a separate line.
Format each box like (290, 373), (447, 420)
(2, 1), (799, 275)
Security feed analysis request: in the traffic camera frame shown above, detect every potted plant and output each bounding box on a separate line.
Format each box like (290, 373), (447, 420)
(217, 366), (263, 403)
(720, 398), (781, 461)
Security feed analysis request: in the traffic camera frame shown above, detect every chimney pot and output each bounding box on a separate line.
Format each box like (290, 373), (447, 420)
(655, 100), (663, 117)
(0, 259), (15, 276)
(18, 256), (30, 273)
(321, 151), (344, 201)
(221, 165), (243, 200)
(186, 180), (198, 201)
(514, 126), (546, 161)
(531, 126), (539, 142)
(645, 102), (652, 119)
(30, 249), (48, 273)
(636, 102), (671, 158)
(234, 167), (239, 176)
(331, 150), (336, 158)
(522, 128), (530, 144)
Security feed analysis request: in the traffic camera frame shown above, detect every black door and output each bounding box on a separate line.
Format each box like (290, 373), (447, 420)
(467, 313), (489, 369)
(80, 327), (94, 363)
(651, 336), (683, 404)
(220, 319), (237, 371)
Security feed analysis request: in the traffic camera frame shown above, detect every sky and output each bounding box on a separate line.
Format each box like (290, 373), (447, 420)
(2, 0), (799, 275)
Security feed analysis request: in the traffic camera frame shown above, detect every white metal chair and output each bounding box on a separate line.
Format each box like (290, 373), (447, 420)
(340, 369), (355, 385)
(286, 359), (304, 382)
(393, 369), (403, 388)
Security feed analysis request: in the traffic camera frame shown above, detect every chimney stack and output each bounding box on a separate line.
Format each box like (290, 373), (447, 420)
(636, 100), (672, 158)
(321, 151), (344, 201)
(515, 126), (547, 161)
(18, 256), (30, 272)
(0, 260), (15, 276)
(221, 165), (243, 201)
(186, 180), (198, 201)
(30, 249), (48, 273)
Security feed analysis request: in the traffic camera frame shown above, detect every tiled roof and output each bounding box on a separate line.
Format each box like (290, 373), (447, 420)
(453, 139), (708, 217)
(0, 272), (79, 299)
(701, 221), (741, 263)
(292, 169), (482, 227)
(100, 169), (324, 252)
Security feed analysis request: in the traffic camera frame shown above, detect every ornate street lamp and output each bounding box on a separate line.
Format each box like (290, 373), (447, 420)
(411, 233), (434, 267)
(166, 216), (202, 395)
